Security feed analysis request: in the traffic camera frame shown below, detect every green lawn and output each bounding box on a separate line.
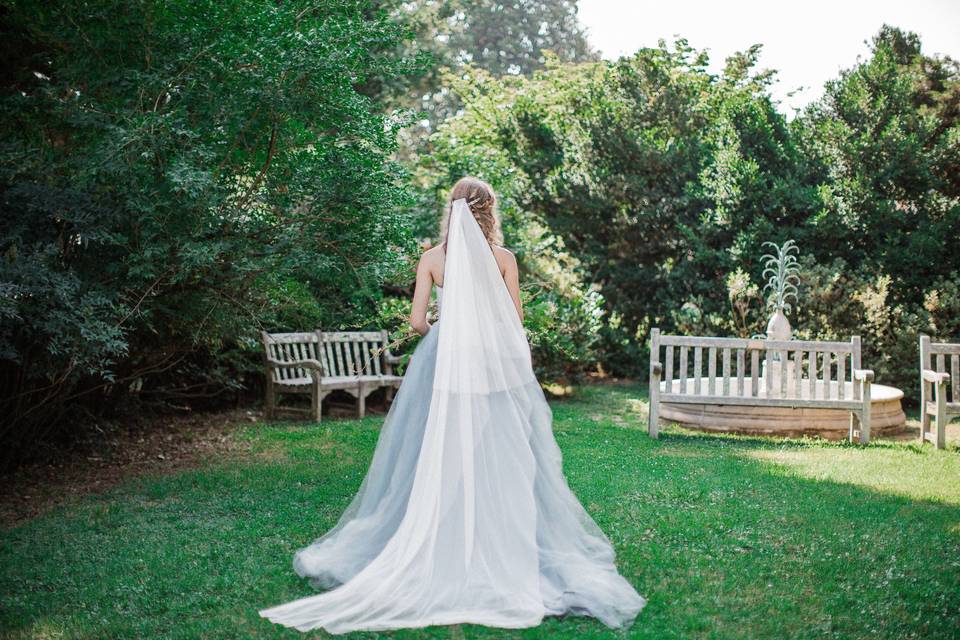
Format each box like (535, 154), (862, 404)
(2, 384), (959, 639)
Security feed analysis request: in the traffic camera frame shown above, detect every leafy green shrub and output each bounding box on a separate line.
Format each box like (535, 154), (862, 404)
(710, 256), (957, 401)
(0, 0), (419, 467)
(418, 26), (959, 385)
(523, 278), (604, 383)
(794, 26), (960, 308)
(417, 43), (819, 377)
(410, 69), (606, 382)
(790, 257), (931, 401)
(924, 275), (960, 343)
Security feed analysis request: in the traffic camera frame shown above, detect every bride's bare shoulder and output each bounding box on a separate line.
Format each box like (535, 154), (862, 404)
(492, 245), (517, 263)
(420, 245), (445, 265)
(416, 245), (445, 282)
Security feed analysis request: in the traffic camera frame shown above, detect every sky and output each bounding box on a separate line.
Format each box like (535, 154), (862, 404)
(577, 0), (960, 114)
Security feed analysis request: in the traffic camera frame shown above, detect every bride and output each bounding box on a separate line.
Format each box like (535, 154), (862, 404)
(260, 177), (645, 634)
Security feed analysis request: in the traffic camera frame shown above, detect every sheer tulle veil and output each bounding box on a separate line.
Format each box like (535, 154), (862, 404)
(259, 198), (645, 633)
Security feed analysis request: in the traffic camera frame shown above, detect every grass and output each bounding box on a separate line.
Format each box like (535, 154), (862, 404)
(2, 383), (959, 639)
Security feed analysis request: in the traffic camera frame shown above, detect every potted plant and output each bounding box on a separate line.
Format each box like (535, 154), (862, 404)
(761, 240), (800, 341)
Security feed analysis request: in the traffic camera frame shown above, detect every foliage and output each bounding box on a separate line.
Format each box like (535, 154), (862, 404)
(794, 25), (960, 307)
(924, 274), (960, 342)
(520, 247), (605, 381)
(373, 0), (598, 152)
(421, 40), (814, 375)
(2, 384), (959, 638)
(4, 8), (958, 467)
(369, 0), (604, 379)
(445, 0), (597, 76)
(421, 26), (960, 385)
(726, 268), (762, 338)
(414, 64), (607, 380)
(0, 0), (420, 467)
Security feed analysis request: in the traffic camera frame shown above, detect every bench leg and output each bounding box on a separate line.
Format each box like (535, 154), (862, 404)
(935, 381), (947, 450)
(312, 379), (322, 423)
(357, 382), (366, 418)
(920, 381), (931, 444)
(648, 329), (661, 439)
(386, 386), (395, 405)
(648, 373), (661, 439)
(265, 379), (275, 420)
(848, 412), (859, 444)
(861, 382), (871, 444)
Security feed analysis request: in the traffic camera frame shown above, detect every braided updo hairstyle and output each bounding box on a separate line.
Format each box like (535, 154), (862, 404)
(442, 176), (502, 247)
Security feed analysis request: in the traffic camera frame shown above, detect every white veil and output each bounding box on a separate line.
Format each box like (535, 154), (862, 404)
(259, 198), (645, 633)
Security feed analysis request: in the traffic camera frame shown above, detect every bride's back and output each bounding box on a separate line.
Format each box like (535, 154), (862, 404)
(409, 177), (524, 336)
(421, 243), (516, 289)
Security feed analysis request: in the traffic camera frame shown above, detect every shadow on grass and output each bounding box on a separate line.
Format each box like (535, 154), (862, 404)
(0, 407), (958, 639)
(564, 429), (960, 639)
(655, 426), (934, 452)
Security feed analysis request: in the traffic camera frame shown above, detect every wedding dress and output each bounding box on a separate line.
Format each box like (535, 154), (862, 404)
(259, 199), (645, 634)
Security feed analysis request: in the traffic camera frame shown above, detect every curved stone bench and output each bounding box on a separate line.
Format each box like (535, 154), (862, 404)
(658, 378), (905, 439)
(647, 330), (892, 443)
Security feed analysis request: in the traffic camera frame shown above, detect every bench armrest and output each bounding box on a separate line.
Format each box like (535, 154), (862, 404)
(922, 369), (951, 384)
(651, 362), (663, 376)
(266, 357), (324, 373)
(853, 369), (874, 383)
(384, 354), (403, 365)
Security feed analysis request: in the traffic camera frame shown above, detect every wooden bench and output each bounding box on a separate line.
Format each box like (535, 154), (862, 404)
(919, 335), (960, 449)
(647, 330), (875, 443)
(261, 330), (402, 422)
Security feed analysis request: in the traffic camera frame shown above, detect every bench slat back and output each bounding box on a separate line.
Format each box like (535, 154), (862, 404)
(263, 330), (392, 382)
(921, 336), (960, 404)
(654, 334), (862, 402)
(319, 331), (389, 378)
(261, 332), (320, 383)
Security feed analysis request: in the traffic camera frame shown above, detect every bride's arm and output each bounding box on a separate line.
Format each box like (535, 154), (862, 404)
(409, 253), (434, 336)
(502, 251), (524, 323)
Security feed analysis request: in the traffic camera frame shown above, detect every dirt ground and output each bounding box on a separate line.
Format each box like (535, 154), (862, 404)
(0, 409), (254, 528)
(0, 396), (392, 529)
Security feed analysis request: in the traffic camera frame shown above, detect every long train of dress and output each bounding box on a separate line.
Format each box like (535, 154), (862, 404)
(259, 200), (645, 634)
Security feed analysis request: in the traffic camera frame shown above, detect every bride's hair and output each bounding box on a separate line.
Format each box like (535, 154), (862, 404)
(442, 176), (502, 247)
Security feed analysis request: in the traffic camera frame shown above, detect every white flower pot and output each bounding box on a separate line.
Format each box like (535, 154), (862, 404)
(766, 309), (792, 341)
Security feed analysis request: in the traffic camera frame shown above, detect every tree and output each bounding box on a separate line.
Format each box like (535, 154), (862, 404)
(421, 40), (815, 374)
(795, 25), (960, 306)
(449, 0), (597, 76)
(370, 0), (598, 149)
(0, 0), (420, 467)
(422, 27), (960, 389)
